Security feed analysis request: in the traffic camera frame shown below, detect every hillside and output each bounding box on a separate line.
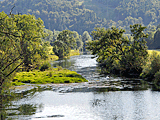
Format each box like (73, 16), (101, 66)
(0, 0), (160, 35)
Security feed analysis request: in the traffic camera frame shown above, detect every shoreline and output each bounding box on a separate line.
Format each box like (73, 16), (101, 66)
(10, 78), (151, 94)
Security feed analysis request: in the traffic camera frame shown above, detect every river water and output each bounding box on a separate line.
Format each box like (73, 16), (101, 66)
(8, 55), (160, 120)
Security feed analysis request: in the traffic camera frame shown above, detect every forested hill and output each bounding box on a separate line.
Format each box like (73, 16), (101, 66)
(0, 0), (160, 35)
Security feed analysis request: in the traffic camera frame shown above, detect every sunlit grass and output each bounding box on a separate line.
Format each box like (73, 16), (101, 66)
(147, 50), (160, 55)
(12, 68), (88, 85)
(69, 50), (80, 56)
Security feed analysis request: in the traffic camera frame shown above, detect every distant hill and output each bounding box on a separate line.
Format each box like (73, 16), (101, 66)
(0, 0), (160, 35)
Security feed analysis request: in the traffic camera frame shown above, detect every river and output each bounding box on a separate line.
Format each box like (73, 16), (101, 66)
(7, 55), (160, 120)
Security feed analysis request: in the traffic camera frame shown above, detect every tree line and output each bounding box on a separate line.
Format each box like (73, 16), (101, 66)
(0, 0), (160, 36)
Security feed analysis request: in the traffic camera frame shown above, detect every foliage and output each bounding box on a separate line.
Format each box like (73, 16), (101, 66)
(87, 24), (148, 77)
(53, 30), (76, 59)
(12, 14), (48, 71)
(39, 62), (51, 71)
(0, 11), (20, 97)
(82, 31), (92, 51)
(69, 50), (80, 56)
(1, 0), (160, 36)
(13, 69), (88, 84)
(152, 70), (160, 91)
(141, 51), (160, 81)
(0, 11), (48, 112)
(152, 28), (160, 49)
(73, 31), (83, 51)
(42, 28), (54, 46)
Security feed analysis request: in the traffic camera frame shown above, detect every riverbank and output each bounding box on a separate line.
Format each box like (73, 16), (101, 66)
(11, 50), (160, 91)
(10, 77), (151, 95)
(11, 48), (82, 86)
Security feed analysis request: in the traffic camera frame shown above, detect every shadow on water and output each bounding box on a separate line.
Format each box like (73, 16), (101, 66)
(1, 86), (53, 120)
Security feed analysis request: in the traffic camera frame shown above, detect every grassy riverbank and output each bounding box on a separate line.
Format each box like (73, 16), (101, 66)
(147, 50), (160, 55)
(11, 47), (82, 86)
(12, 68), (87, 86)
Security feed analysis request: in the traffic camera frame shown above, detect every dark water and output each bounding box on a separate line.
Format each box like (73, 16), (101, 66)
(6, 55), (160, 120)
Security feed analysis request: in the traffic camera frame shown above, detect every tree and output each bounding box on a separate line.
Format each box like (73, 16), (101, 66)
(0, 11), (47, 99)
(0, 11), (22, 119)
(42, 28), (54, 45)
(53, 30), (76, 59)
(13, 14), (47, 71)
(87, 24), (148, 77)
(0, 11), (23, 95)
(120, 24), (148, 76)
(0, 9), (49, 119)
(73, 31), (83, 51)
(153, 28), (160, 49)
(82, 31), (92, 52)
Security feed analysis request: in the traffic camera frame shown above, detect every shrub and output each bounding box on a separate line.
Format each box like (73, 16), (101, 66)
(152, 70), (160, 90)
(141, 51), (160, 81)
(40, 62), (51, 71)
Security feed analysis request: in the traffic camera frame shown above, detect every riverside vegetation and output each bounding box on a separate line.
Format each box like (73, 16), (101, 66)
(87, 24), (160, 91)
(1, 9), (160, 96)
(1, 10), (160, 95)
(1, 6), (160, 120)
(0, 10), (87, 118)
(1, 2), (160, 120)
(12, 67), (87, 86)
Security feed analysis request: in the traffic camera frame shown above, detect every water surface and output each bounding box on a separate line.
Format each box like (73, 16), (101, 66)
(7, 55), (160, 120)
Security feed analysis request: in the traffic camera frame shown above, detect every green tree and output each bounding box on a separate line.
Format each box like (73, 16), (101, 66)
(120, 24), (148, 76)
(82, 31), (92, 52)
(0, 11), (22, 119)
(87, 24), (148, 77)
(153, 28), (160, 49)
(0, 11), (47, 111)
(73, 31), (83, 51)
(42, 28), (54, 45)
(13, 14), (47, 71)
(0, 11), (21, 96)
(53, 30), (76, 59)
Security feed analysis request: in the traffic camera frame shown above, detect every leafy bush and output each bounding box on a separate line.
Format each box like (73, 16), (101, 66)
(152, 70), (160, 90)
(40, 62), (51, 71)
(141, 51), (160, 81)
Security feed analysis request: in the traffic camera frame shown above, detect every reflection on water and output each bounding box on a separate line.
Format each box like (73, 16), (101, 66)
(9, 90), (160, 120)
(51, 55), (101, 81)
(4, 55), (160, 119)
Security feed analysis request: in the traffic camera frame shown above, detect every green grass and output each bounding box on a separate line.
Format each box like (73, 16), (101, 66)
(12, 68), (88, 85)
(148, 50), (160, 55)
(69, 50), (80, 56)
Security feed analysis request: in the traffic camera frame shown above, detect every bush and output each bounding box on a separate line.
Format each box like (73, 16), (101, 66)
(40, 62), (51, 71)
(152, 70), (160, 90)
(141, 51), (160, 81)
